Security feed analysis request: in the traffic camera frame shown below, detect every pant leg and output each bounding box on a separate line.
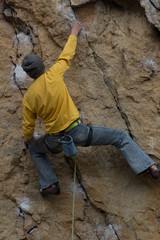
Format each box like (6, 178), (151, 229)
(28, 135), (60, 189)
(90, 126), (154, 175)
(67, 123), (154, 175)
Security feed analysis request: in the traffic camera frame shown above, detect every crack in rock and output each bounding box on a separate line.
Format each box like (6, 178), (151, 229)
(108, 224), (120, 239)
(3, 0), (35, 96)
(66, 158), (122, 239)
(85, 35), (134, 138)
(27, 226), (38, 235)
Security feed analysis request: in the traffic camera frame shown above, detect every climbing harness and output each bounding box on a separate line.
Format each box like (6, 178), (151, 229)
(149, 0), (160, 10)
(71, 158), (77, 240)
(84, 126), (93, 147)
(44, 136), (62, 154)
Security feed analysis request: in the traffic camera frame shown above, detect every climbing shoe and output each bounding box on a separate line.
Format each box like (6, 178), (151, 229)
(40, 182), (60, 196)
(150, 163), (160, 179)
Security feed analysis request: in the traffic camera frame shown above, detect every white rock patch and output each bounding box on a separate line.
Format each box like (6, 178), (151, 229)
(11, 65), (27, 89)
(142, 58), (157, 73)
(18, 197), (30, 213)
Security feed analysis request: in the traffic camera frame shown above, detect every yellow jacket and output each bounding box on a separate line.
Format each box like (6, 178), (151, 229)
(22, 35), (80, 139)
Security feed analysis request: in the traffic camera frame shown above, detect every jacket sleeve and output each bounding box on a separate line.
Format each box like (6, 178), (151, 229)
(22, 103), (37, 139)
(48, 34), (77, 77)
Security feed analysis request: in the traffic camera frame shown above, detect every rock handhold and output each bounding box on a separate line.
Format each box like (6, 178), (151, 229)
(140, 0), (160, 31)
(71, 0), (96, 7)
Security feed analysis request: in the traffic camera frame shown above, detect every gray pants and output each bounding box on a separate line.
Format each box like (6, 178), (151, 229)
(29, 123), (154, 189)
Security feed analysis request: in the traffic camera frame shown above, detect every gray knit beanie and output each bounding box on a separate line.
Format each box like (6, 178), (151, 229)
(22, 54), (45, 79)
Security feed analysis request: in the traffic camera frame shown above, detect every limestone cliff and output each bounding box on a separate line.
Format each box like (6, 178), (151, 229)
(1, 0), (160, 239)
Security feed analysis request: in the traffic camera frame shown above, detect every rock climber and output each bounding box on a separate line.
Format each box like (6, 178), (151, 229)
(21, 21), (160, 196)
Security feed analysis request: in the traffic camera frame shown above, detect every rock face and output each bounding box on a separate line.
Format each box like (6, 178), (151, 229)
(140, 0), (160, 31)
(1, 0), (160, 239)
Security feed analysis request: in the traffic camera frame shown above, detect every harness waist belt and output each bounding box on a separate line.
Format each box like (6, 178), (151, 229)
(65, 119), (81, 132)
(49, 119), (81, 136)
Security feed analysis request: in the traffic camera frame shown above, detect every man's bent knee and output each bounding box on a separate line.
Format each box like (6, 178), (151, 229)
(113, 130), (131, 149)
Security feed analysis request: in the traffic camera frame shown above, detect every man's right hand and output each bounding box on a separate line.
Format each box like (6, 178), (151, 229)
(69, 21), (83, 36)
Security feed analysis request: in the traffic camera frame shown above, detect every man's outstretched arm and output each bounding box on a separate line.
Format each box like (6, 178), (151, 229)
(48, 21), (83, 76)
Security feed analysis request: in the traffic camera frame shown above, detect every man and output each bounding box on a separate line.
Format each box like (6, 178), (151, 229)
(22, 21), (160, 196)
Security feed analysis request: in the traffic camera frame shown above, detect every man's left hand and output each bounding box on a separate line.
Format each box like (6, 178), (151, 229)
(23, 137), (34, 148)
